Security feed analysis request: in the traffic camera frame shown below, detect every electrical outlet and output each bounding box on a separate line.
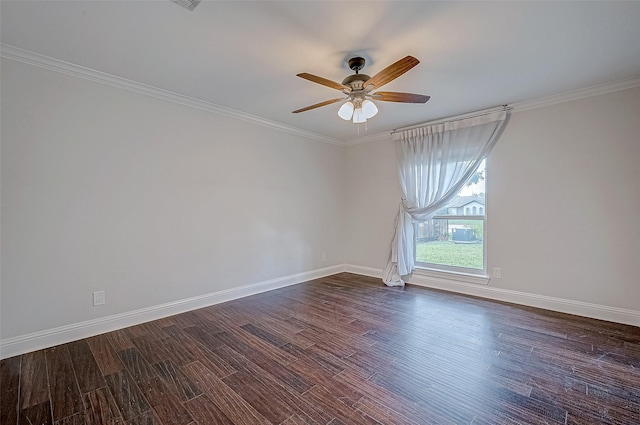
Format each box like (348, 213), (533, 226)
(93, 291), (106, 306)
(322, 252), (327, 262)
(493, 267), (502, 279)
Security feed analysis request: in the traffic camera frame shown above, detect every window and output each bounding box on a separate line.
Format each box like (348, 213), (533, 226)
(415, 159), (486, 275)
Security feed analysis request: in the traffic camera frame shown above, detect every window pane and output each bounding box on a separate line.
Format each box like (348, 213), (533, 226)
(416, 219), (484, 270)
(433, 160), (485, 216)
(414, 159), (486, 274)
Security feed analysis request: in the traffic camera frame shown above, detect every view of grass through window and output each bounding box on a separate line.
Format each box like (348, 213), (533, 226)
(415, 160), (486, 272)
(416, 220), (484, 269)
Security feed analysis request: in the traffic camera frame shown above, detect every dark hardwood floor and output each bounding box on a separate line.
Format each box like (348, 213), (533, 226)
(2, 273), (639, 425)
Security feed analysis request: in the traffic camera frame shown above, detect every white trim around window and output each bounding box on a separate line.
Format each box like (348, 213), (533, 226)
(412, 266), (490, 285)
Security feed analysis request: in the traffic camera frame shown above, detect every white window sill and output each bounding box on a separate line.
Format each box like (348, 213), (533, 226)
(412, 266), (490, 286)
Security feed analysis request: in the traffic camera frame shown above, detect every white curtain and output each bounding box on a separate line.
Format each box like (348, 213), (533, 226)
(383, 109), (510, 286)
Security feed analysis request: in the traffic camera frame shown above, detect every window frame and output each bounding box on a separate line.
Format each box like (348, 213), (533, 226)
(413, 157), (489, 278)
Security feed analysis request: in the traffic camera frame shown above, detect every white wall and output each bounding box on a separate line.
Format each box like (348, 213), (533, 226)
(2, 56), (639, 356)
(488, 87), (640, 311)
(1, 59), (346, 342)
(344, 138), (402, 268)
(345, 86), (640, 315)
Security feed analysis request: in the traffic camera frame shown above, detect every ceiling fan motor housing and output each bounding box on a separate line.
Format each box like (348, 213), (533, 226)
(342, 73), (371, 90)
(342, 57), (370, 90)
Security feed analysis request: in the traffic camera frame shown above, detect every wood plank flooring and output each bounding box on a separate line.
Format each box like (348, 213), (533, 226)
(1, 273), (639, 424)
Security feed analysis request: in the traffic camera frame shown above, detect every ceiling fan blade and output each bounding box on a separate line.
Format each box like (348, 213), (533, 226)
(363, 56), (420, 90)
(373, 91), (431, 103)
(292, 98), (344, 113)
(297, 73), (351, 92)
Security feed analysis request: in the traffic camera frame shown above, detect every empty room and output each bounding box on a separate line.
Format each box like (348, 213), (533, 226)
(1, 1), (639, 424)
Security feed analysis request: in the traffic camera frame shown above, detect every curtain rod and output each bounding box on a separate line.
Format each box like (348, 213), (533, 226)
(391, 105), (511, 134)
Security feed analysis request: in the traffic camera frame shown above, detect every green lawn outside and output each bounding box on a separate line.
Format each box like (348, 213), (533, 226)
(416, 241), (483, 269)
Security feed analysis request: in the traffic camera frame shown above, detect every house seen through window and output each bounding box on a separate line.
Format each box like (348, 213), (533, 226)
(415, 159), (486, 275)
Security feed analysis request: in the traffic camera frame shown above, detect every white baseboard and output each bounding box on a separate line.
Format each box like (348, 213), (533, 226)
(343, 264), (382, 279)
(4, 263), (637, 359)
(0, 265), (345, 359)
(343, 264), (640, 327)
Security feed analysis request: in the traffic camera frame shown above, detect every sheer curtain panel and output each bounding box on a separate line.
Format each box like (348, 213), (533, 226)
(383, 109), (509, 286)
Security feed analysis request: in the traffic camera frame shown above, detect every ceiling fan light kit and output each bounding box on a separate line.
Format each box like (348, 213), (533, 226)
(337, 101), (355, 120)
(338, 98), (379, 123)
(361, 100), (378, 118)
(352, 104), (366, 124)
(293, 55), (430, 125)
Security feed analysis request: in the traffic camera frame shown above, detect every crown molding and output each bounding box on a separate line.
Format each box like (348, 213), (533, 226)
(4, 44), (638, 148)
(342, 74), (640, 145)
(0, 44), (343, 146)
(510, 75), (640, 112)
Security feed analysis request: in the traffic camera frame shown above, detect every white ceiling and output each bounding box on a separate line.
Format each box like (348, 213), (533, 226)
(2, 1), (640, 142)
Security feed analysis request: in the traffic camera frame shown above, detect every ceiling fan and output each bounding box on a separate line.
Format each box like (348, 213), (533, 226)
(293, 55), (430, 124)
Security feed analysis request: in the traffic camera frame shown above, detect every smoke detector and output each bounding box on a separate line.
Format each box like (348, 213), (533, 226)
(171, 0), (201, 11)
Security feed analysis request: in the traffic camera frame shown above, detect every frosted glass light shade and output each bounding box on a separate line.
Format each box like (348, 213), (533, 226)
(338, 101), (354, 120)
(362, 100), (378, 119)
(352, 107), (366, 123)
